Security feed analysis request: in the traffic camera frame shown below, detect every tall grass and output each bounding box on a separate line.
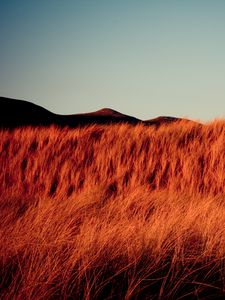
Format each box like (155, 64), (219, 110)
(1, 120), (225, 299)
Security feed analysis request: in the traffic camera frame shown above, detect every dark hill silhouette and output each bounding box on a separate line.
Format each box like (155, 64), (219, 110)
(0, 97), (187, 128)
(0, 97), (55, 127)
(59, 107), (141, 126)
(144, 116), (179, 126)
(77, 108), (127, 117)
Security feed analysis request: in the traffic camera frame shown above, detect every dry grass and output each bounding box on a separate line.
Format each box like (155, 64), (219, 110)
(1, 120), (225, 299)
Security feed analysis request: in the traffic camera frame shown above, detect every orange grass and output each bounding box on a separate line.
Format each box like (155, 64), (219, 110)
(1, 120), (225, 299)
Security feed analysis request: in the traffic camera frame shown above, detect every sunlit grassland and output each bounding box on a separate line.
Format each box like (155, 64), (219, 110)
(1, 120), (225, 299)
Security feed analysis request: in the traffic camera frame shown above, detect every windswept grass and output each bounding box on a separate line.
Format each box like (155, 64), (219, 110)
(1, 120), (225, 299)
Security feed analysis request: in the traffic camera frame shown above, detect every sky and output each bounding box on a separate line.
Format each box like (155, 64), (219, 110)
(1, 0), (225, 121)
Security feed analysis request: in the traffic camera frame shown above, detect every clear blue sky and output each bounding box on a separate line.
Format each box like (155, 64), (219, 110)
(1, 0), (225, 121)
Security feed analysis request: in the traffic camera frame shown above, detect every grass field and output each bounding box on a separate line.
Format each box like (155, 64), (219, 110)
(1, 120), (225, 299)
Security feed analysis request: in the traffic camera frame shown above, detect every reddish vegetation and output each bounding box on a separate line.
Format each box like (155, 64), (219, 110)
(1, 120), (225, 299)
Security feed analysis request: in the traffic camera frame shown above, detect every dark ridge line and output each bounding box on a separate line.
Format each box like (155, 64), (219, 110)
(0, 96), (193, 128)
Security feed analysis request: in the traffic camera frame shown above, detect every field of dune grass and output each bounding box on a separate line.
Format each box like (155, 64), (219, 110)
(1, 120), (225, 299)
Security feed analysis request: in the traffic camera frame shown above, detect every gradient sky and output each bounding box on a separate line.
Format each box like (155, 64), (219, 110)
(1, 0), (225, 121)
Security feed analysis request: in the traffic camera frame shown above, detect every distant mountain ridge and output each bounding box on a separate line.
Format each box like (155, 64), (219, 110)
(0, 97), (185, 128)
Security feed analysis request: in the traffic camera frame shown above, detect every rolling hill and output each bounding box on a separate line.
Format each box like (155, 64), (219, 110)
(0, 96), (184, 128)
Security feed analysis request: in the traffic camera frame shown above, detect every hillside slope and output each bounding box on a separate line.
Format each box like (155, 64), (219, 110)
(0, 120), (225, 299)
(0, 96), (184, 128)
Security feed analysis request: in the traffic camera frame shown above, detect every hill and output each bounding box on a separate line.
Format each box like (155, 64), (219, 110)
(0, 96), (185, 128)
